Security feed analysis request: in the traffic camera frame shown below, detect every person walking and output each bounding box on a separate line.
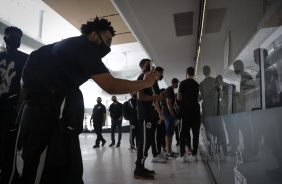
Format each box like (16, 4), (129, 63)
(90, 97), (106, 148)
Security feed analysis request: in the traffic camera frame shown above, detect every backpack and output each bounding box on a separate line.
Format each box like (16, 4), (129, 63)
(122, 101), (131, 120)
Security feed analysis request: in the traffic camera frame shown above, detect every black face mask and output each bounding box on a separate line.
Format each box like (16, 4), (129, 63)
(97, 33), (111, 58)
(133, 94), (137, 98)
(97, 101), (101, 104)
(145, 65), (151, 72)
(4, 37), (20, 49)
(158, 75), (163, 81)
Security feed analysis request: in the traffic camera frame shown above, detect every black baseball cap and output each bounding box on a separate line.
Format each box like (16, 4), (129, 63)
(172, 78), (179, 83)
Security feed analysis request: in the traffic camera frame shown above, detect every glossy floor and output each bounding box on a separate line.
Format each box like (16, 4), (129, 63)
(80, 133), (215, 184)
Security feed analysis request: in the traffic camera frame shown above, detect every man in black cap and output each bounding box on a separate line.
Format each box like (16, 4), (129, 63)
(163, 78), (179, 158)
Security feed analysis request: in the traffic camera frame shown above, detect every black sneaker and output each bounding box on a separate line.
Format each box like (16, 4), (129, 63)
(101, 140), (106, 146)
(134, 170), (155, 180)
(171, 151), (179, 156)
(144, 168), (156, 175)
(166, 152), (178, 158)
(93, 145), (100, 148)
(116, 143), (120, 147)
(109, 143), (115, 147)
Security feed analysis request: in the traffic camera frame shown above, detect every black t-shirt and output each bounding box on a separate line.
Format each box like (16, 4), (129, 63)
(92, 103), (106, 123)
(137, 74), (154, 112)
(162, 86), (175, 116)
(109, 102), (123, 120)
(22, 35), (109, 98)
(0, 50), (28, 109)
(178, 78), (200, 112)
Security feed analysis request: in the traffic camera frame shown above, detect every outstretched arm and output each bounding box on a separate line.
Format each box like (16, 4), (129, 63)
(92, 68), (158, 94)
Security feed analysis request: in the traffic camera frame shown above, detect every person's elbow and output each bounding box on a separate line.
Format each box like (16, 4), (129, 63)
(102, 85), (118, 94)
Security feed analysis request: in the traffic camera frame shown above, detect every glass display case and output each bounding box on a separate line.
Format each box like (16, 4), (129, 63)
(198, 0), (282, 183)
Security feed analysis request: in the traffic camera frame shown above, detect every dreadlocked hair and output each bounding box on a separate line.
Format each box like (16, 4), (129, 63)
(80, 16), (116, 36)
(4, 26), (23, 36)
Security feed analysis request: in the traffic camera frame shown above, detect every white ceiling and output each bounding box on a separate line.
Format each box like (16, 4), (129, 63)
(112, 0), (200, 84)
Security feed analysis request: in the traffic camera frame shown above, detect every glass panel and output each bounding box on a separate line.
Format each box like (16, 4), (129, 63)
(199, 0), (282, 183)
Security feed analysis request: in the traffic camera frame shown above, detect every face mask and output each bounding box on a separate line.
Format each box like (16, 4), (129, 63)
(158, 75), (163, 81)
(113, 99), (117, 102)
(97, 33), (111, 58)
(133, 94), (137, 98)
(4, 37), (20, 49)
(97, 101), (101, 104)
(145, 65), (151, 72)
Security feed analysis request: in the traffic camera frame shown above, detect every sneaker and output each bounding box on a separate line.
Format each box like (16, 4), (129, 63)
(171, 151), (179, 155)
(116, 143), (120, 147)
(166, 152), (177, 158)
(158, 153), (168, 160)
(101, 140), (106, 146)
(188, 155), (198, 162)
(176, 156), (187, 163)
(93, 145), (100, 148)
(144, 168), (156, 175)
(184, 153), (190, 161)
(109, 143), (115, 147)
(134, 170), (155, 180)
(151, 155), (167, 163)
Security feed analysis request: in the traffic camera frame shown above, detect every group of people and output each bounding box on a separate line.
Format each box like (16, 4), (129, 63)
(1, 14), (281, 183)
(89, 95), (123, 148)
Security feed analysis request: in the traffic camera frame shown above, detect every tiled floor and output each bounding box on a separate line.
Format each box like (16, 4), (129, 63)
(80, 133), (215, 184)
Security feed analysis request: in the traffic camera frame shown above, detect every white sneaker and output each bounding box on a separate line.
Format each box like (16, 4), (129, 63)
(184, 153), (190, 161)
(176, 156), (187, 163)
(158, 153), (168, 160)
(151, 155), (167, 163)
(188, 155), (198, 162)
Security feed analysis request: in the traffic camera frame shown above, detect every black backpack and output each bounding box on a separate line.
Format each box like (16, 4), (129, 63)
(122, 101), (131, 120)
